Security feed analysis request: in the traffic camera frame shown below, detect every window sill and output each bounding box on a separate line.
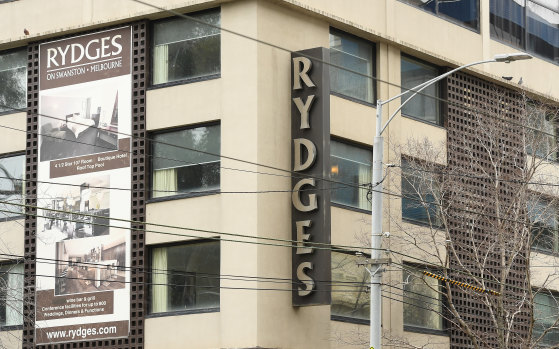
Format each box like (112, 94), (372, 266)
(531, 247), (556, 256)
(148, 73), (220, 90)
(489, 37), (559, 67)
(0, 109), (25, 117)
(330, 92), (376, 108)
(331, 314), (369, 325)
(401, 114), (445, 129)
(147, 190), (220, 204)
(402, 217), (442, 229)
(331, 202), (371, 215)
(146, 307), (219, 319)
(0, 324), (22, 331)
(404, 324), (448, 336)
(0, 215), (25, 223)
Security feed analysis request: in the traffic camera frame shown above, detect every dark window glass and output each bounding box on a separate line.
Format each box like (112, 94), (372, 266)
(329, 29), (375, 104)
(150, 241), (220, 314)
(526, 1), (559, 64)
(401, 158), (440, 225)
(0, 263), (23, 327)
(151, 124), (220, 199)
(0, 154), (25, 220)
(403, 266), (444, 331)
(534, 291), (559, 345)
(0, 49), (26, 114)
(528, 198), (558, 253)
(490, 0), (558, 64)
(490, 0), (527, 48)
(401, 0), (479, 29)
(401, 56), (442, 126)
(331, 252), (369, 321)
(330, 140), (372, 210)
(152, 10), (220, 85)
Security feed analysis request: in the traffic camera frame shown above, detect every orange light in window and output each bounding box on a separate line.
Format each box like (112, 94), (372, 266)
(331, 165), (339, 175)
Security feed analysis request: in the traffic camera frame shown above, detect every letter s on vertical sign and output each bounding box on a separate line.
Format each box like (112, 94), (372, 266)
(297, 262), (315, 296)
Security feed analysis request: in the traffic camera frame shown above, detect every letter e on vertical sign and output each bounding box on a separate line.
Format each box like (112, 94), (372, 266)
(291, 48), (331, 306)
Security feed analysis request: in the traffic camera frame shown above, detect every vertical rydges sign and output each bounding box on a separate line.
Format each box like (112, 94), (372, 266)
(35, 27), (132, 344)
(291, 48), (331, 306)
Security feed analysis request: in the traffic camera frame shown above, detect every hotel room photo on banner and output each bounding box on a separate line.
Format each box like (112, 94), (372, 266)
(35, 27), (132, 344)
(39, 80), (121, 162)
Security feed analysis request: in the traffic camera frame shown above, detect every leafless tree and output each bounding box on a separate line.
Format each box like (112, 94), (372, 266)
(384, 94), (559, 349)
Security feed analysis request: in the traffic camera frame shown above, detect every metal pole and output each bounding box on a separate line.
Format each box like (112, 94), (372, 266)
(370, 101), (384, 349)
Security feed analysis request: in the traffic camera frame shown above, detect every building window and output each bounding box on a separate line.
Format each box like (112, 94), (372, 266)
(401, 0), (479, 29)
(490, 0), (559, 65)
(528, 197), (558, 254)
(403, 266), (445, 331)
(150, 124), (220, 199)
(329, 29), (376, 104)
(331, 251), (369, 322)
(0, 262), (23, 328)
(152, 9), (220, 85)
(330, 140), (372, 211)
(149, 240), (220, 315)
(401, 158), (440, 226)
(401, 55), (442, 126)
(534, 291), (559, 345)
(525, 105), (558, 160)
(0, 153), (24, 221)
(0, 49), (26, 114)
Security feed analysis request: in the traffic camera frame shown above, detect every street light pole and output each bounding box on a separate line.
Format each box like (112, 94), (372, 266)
(368, 53), (531, 349)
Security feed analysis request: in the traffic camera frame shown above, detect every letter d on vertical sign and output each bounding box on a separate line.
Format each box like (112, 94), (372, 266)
(291, 48), (331, 307)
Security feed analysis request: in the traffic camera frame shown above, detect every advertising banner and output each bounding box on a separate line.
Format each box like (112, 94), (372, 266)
(35, 27), (132, 344)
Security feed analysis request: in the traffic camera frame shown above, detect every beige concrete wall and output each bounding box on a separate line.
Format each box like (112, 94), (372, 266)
(254, 1), (332, 347)
(0, 0), (221, 46)
(274, 0), (558, 103)
(0, 220), (24, 262)
(0, 113), (26, 154)
(0, 330), (22, 349)
(145, 1), (261, 347)
(0, 0), (556, 347)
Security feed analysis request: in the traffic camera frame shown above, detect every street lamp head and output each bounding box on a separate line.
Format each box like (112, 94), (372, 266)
(493, 53), (533, 63)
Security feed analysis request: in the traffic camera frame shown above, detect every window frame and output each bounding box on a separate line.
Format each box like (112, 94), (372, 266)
(149, 7), (221, 89)
(489, 0), (559, 66)
(400, 157), (442, 227)
(528, 195), (559, 255)
(533, 288), (559, 345)
(329, 28), (377, 107)
(402, 263), (448, 335)
(148, 121), (221, 203)
(146, 239), (220, 318)
(398, 0), (481, 32)
(400, 54), (446, 127)
(0, 259), (24, 331)
(0, 47), (27, 117)
(0, 151), (25, 222)
(525, 103), (559, 162)
(330, 249), (371, 325)
(330, 136), (373, 214)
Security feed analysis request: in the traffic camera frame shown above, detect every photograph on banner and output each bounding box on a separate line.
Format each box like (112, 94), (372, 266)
(54, 232), (126, 296)
(37, 175), (110, 242)
(39, 77), (123, 162)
